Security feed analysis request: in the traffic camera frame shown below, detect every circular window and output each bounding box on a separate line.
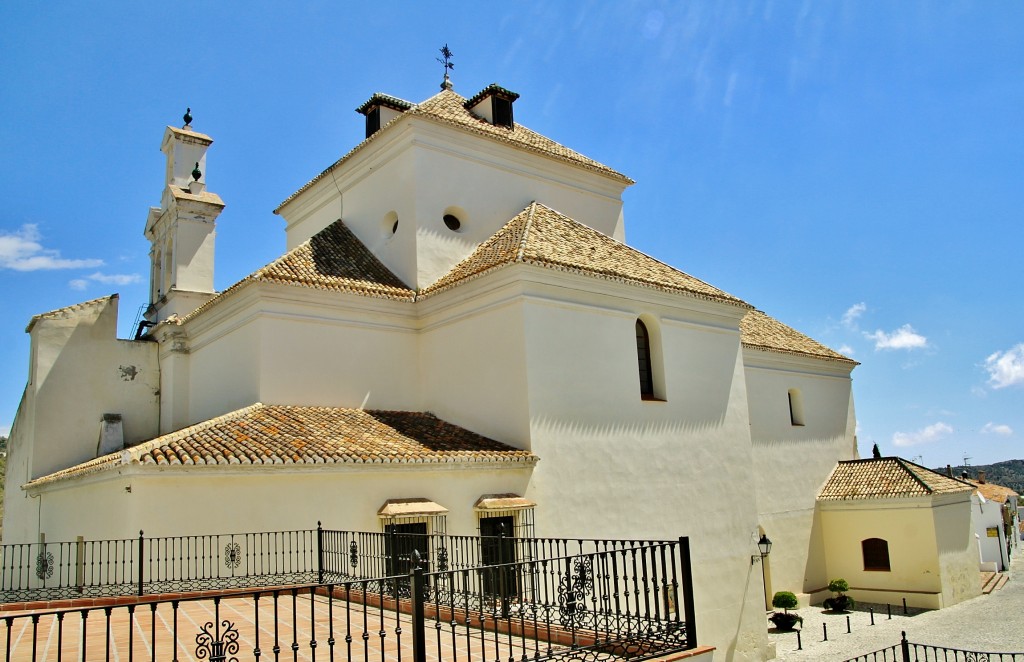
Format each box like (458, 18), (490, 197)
(382, 211), (399, 237)
(443, 214), (461, 232)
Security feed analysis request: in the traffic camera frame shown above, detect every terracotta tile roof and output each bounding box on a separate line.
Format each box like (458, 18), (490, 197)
(464, 84), (520, 108)
(27, 404), (537, 487)
(175, 220), (414, 324)
(276, 88), (631, 213)
(966, 479), (1019, 504)
(412, 90), (630, 181)
(251, 220), (412, 298)
(26, 294), (117, 332)
(818, 458), (975, 501)
(355, 93), (414, 114)
(421, 202), (748, 307)
(172, 211), (845, 367)
(740, 309), (857, 365)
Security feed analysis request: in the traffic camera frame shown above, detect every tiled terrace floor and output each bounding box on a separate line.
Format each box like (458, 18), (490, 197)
(1, 593), (563, 662)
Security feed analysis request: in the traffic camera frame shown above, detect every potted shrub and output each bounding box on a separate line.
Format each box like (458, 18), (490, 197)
(822, 578), (855, 612)
(769, 591), (803, 631)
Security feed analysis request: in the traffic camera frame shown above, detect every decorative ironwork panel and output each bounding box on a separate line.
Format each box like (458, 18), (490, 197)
(35, 551), (54, 580)
(196, 619), (240, 662)
(349, 539), (358, 568)
(224, 542), (242, 569)
(558, 557), (593, 628)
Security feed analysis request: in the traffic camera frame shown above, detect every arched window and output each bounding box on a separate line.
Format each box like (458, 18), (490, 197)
(862, 538), (890, 571)
(636, 320), (655, 399)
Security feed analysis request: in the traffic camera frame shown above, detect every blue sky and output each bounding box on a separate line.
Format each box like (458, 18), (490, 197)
(1, 2), (1021, 467)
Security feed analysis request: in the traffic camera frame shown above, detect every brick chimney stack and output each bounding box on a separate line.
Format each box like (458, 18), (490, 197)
(978, 470), (986, 484)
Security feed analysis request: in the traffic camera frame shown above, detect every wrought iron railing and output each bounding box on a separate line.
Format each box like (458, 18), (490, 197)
(0, 529), (319, 602)
(1, 526), (677, 604)
(843, 631), (1024, 661)
(320, 529), (675, 582)
(0, 538), (697, 662)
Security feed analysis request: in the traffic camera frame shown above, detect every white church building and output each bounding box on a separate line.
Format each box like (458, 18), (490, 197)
(4, 77), (859, 661)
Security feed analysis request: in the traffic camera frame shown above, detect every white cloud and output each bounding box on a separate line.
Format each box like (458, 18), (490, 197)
(0, 423), (9, 438)
(67, 272), (142, 291)
(838, 344), (854, 356)
(841, 302), (866, 328)
(892, 422), (953, 447)
(0, 224), (103, 271)
(980, 422), (1013, 436)
(85, 272), (141, 285)
(866, 324), (928, 351)
(983, 343), (1024, 389)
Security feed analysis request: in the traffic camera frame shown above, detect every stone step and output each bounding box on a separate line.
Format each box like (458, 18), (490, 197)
(981, 571), (1008, 594)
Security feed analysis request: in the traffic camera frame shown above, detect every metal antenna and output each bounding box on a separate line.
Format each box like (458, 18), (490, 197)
(437, 44), (454, 90)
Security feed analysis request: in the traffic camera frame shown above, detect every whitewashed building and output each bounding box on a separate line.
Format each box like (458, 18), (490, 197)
(4, 79), (860, 661)
(965, 472), (1020, 572)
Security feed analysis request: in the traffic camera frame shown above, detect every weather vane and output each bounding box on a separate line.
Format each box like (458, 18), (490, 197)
(437, 44), (454, 90)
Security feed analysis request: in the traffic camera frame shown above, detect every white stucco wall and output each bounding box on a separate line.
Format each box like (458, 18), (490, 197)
(32, 463), (533, 541)
(500, 276), (772, 662)
(256, 296), (420, 412)
(185, 314), (262, 426)
(2, 296), (160, 544)
(418, 283), (532, 449)
(972, 493), (1009, 571)
(279, 117), (627, 290)
(745, 349), (857, 601)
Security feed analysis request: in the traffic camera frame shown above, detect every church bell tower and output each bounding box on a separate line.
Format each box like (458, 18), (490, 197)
(144, 109), (225, 323)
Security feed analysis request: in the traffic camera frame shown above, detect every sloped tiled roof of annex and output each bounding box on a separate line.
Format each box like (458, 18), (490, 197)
(175, 220), (414, 324)
(741, 309), (857, 364)
(965, 479), (1019, 504)
(26, 294), (117, 332)
(818, 458), (974, 500)
(421, 202), (749, 307)
(276, 87), (632, 212)
(27, 404), (537, 487)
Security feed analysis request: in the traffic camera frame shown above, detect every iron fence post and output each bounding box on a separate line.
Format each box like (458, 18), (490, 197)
(317, 522), (324, 585)
(137, 530), (145, 596)
(900, 630), (910, 661)
(410, 552), (426, 662)
(678, 536), (697, 650)
(498, 523), (509, 619)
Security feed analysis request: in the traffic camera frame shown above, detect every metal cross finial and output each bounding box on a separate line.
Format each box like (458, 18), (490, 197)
(437, 44), (454, 90)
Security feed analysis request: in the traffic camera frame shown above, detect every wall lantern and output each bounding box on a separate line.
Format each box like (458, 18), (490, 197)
(751, 533), (772, 565)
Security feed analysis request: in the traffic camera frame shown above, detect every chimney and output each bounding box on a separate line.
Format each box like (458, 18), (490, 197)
(355, 94), (412, 139)
(97, 414), (124, 456)
(946, 464), (953, 478)
(465, 84), (520, 128)
(978, 470), (986, 484)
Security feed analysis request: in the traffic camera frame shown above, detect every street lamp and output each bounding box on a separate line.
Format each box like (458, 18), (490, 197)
(751, 534), (772, 565)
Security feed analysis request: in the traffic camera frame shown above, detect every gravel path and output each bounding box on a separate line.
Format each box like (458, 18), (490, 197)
(768, 552), (1024, 661)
